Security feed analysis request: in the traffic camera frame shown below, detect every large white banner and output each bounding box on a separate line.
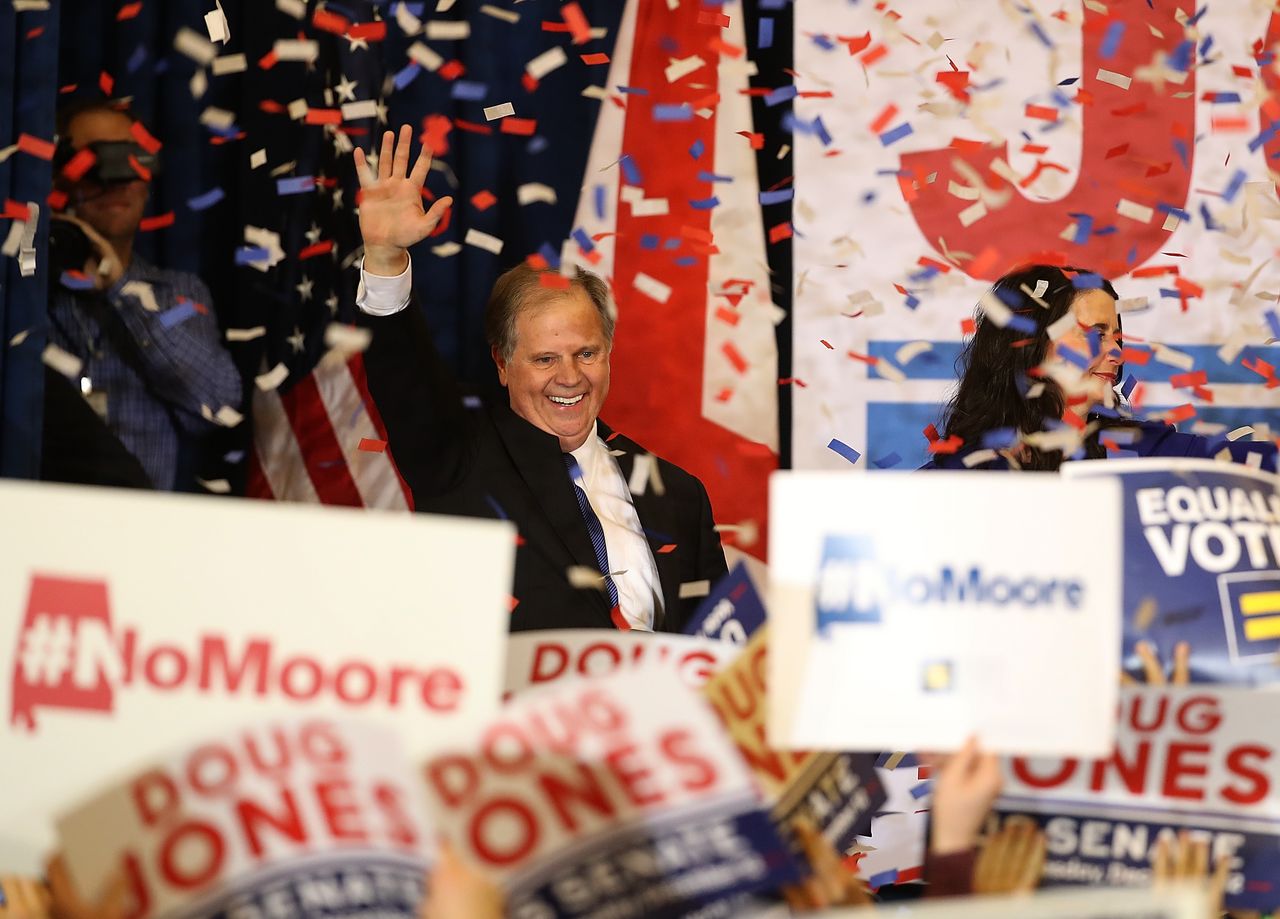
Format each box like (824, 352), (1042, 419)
(793, 0), (1280, 471)
(768, 472), (1121, 756)
(0, 482), (514, 870)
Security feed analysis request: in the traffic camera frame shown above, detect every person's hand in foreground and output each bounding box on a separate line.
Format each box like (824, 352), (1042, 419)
(929, 734), (1003, 856)
(420, 839), (503, 919)
(1121, 639), (1191, 686)
(0, 875), (52, 919)
(353, 124), (453, 276)
(780, 817), (875, 912)
(972, 815), (1046, 894)
(45, 857), (128, 919)
(1152, 830), (1230, 919)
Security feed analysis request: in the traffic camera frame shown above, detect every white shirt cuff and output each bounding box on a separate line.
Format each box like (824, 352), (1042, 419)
(356, 254), (413, 316)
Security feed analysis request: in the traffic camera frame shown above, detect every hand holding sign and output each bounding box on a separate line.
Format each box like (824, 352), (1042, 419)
(353, 125), (453, 276)
(1152, 832), (1230, 919)
(421, 842), (503, 919)
(929, 736), (1003, 857)
(44, 856), (127, 919)
(973, 816), (1046, 895)
(0, 875), (52, 919)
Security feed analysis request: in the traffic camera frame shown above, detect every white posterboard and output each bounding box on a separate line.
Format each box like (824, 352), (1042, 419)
(768, 472), (1121, 756)
(0, 481), (514, 870)
(821, 885), (1208, 918)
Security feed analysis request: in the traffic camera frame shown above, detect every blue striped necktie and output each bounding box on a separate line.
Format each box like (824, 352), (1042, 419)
(563, 453), (621, 611)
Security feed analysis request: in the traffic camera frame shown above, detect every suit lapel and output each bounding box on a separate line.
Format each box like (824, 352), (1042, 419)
(598, 421), (682, 632)
(490, 405), (612, 620)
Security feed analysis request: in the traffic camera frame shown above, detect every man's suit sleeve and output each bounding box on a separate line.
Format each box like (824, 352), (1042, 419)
(363, 298), (475, 499)
(694, 476), (729, 587)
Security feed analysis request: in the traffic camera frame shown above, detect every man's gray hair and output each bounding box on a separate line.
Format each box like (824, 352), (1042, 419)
(484, 263), (616, 361)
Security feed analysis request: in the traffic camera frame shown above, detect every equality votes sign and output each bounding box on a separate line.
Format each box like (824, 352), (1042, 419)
(997, 685), (1280, 911)
(768, 472), (1122, 757)
(58, 718), (432, 919)
(0, 481), (514, 870)
(1063, 459), (1280, 685)
(421, 667), (798, 919)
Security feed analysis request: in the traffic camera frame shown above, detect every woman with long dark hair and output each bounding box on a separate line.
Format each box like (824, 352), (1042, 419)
(931, 264), (1276, 471)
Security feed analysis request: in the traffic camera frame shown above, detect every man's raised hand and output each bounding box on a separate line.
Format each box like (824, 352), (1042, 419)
(353, 125), (453, 276)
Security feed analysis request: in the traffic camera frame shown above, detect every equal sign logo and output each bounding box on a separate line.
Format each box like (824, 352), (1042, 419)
(1219, 572), (1280, 666)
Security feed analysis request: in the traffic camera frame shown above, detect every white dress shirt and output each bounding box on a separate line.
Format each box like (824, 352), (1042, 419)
(357, 257), (664, 630)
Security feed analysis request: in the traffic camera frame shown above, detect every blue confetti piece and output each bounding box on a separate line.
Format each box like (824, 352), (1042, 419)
(689, 196), (720, 210)
(571, 227), (595, 253)
(1099, 20), (1125, 59)
(1028, 20), (1053, 48)
(640, 234), (659, 250)
(879, 122), (913, 146)
(1058, 344), (1090, 369)
(811, 34), (835, 51)
(393, 61), (422, 90)
(1199, 202), (1221, 231)
(276, 175), (315, 195)
(187, 187), (225, 211)
(127, 45), (148, 74)
(1071, 213), (1093, 245)
(527, 136), (549, 155)
(827, 438), (861, 465)
(1169, 39), (1194, 72)
(981, 427), (1018, 449)
(1051, 88), (1073, 109)
(673, 255), (697, 267)
(1007, 314), (1037, 334)
(234, 245), (270, 264)
(1199, 34), (1214, 60)
(223, 450), (246, 463)
(872, 452), (902, 469)
(619, 154), (642, 186)
(1057, 76), (1079, 86)
(451, 80), (487, 101)
(868, 868), (899, 889)
(1158, 287), (1180, 300)
(653, 104), (694, 122)
(537, 242), (561, 268)
(759, 188), (793, 205)
(764, 84), (798, 107)
(759, 0), (787, 8)
(662, 237), (681, 250)
(904, 293), (920, 309)
(59, 271), (96, 291)
(1071, 272), (1105, 290)
(462, 394), (484, 409)
(1157, 203), (1191, 222)
(1266, 309), (1280, 340)
(1222, 169), (1247, 203)
(616, 85), (650, 96)
(1248, 122), (1279, 154)
(1207, 92), (1241, 104)
(910, 780), (933, 799)
(689, 139), (705, 159)
(698, 170), (734, 183)
(1187, 4), (1208, 25)
(814, 115), (832, 146)
(483, 494), (509, 520)
(593, 185), (606, 221)
(759, 17), (774, 49)
(1086, 327), (1101, 358)
(158, 298), (199, 329)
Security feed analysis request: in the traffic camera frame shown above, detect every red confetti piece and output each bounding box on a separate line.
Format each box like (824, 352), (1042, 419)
(923, 423), (940, 443)
(299, 240), (334, 260)
(127, 154), (151, 182)
(508, 596), (520, 613)
(99, 71), (114, 95)
(1211, 115), (1250, 132)
(715, 387), (734, 403)
(421, 113), (452, 156)
(357, 438), (387, 453)
(768, 221), (792, 243)
(870, 103), (898, 134)
(258, 50), (279, 70)
(562, 2), (593, 43)
(304, 109), (343, 125)
(538, 273), (571, 290)
(1022, 143), (1049, 155)
(61, 148), (97, 181)
(138, 212), (175, 231)
(26, 26), (44, 39)
(47, 189), (68, 210)
(657, 544), (677, 554)
(500, 117), (537, 135)
(454, 119), (493, 135)
(1061, 410), (1086, 431)
(1192, 385), (1214, 403)
(935, 70), (970, 102)
(2, 200), (31, 220)
(1120, 347), (1150, 365)
(581, 52), (610, 65)
(840, 32), (871, 55)
(846, 350), (877, 365)
(610, 605), (631, 631)
(778, 377), (808, 387)
(117, 1), (142, 20)
(522, 73), (539, 93)
(714, 306), (740, 326)
(926, 435), (964, 454)
(722, 341), (749, 374)
(17, 134), (55, 160)
(968, 246), (1000, 278)
(1025, 104), (1058, 122)
(697, 9), (730, 26)
(312, 8), (349, 34)
(960, 317), (976, 336)
(347, 21), (387, 40)
(1170, 370), (1207, 389)
(861, 44), (888, 66)
(59, 83), (78, 94)
(708, 37), (744, 58)
(1166, 404), (1196, 423)
(439, 59), (465, 81)
(737, 130), (764, 150)
(470, 189), (497, 211)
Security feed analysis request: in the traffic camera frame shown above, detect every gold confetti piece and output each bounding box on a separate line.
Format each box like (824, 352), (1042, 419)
(432, 242), (462, 257)
(425, 20), (469, 40)
(174, 26), (218, 66)
(1134, 597), (1157, 632)
(395, 2), (422, 35)
(1116, 198), (1154, 224)
(517, 183), (557, 205)
(211, 53), (247, 75)
(1116, 296), (1149, 313)
(408, 42), (444, 71)
(215, 405), (243, 427)
(962, 449), (999, 468)
(664, 54), (707, 83)
(1095, 68), (1132, 90)
(678, 580), (711, 599)
(526, 46), (568, 80)
(273, 39), (319, 62)
(957, 200), (987, 227)
(225, 327), (266, 342)
(342, 100), (378, 121)
(479, 4), (519, 23)
(197, 478), (232, 494)
(634, 272), (672, 304)
(483, 102), (515, 121)
(894, 341), (932, 365)
(9, 329), (29, 347)
(1226, 426), (1254, 441)
(275, 0), (305, 18)
(567, 565), (608, 590)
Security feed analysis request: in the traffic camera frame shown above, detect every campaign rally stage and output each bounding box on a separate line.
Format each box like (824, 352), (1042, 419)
(768, 472), (1123, 757)
(0, 481), (515, 871)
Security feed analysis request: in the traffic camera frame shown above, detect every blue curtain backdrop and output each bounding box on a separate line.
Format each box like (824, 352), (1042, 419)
(3, 0), (793, 485)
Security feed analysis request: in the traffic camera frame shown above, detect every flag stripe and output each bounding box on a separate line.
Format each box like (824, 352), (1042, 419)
(279, 373), (365, 507)
(251, 387), (322, 503)
(346, 353), (414, 510)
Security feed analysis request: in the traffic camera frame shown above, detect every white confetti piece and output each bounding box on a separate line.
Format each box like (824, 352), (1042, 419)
(1116, 198), (1153, 223)
(324, 323), (372, 354)
(630, 197), (669, 217)
(664, 54), (706, 83)
(957, 200), (987, 227)
(426, 20), (469, 40)
(120, 281), (160, 313)
(395, 2), (423, 34)
(894, 341), (932, 365)
(174, 26), (218, 66)
(250, 148), (267, 169)
(275, 0), (305, 18)
(273, 39), (319, 62)
(255, 362), (289, 392)
(1, 219), (24, 259)
(1095, 68), (1132, 89)
(1227, 425), (1254, 441)
(204, 1), (229, 43)
(581, 85), (608, 100)
(634, 272), (672, 303)
(1151, 343), (1195, 370)
(516, 183), (557, 205)
(1047, 311), (1077, 341)
(10, 329), (29, 347)
(567, 565), (608, 591)
(480, 4), (519, 22)
(215, 405), (244, 427)
(875, 360), (906, 383)
(962, 448), (999, 468)
(678, 580), (711, 600)
(287, 98), (309, 120)
(243, 225), (285, 272)
(408, 42), (444, 71)
(189, 68), (208, 101)
(42, 344), (82, 380)
(1032, 279), (1049, 298)
(18, 203), (37, 277)
(1116, 296), (1149, 313)
(197, 477), (232, 494)
(464, 228), (504, 254)
(0, 144), (16, 163)
(342, 100), (378, 121)
(199, 107), (235, 130)
(12, 0), (51, 9)
(526, 46), (568, 80)
(947, 180), (981, 201)
(225, 326), (266, 342)
(978, 290), (1014, 327)
(483, 102), (515, 121)
(432, 241), (462, 257)
(211, 53), (247, 75)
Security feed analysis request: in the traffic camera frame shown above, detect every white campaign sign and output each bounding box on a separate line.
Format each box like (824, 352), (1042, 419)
(821, 885), (1208, 919)
(768, 472), (1121, 756)
(0, 481), (514, 870)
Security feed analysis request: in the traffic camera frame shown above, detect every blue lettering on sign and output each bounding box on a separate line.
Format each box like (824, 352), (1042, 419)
(815, 535), (1085, 633)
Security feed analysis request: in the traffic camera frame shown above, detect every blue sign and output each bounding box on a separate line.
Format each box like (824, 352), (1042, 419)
(685, 562), (767, 642)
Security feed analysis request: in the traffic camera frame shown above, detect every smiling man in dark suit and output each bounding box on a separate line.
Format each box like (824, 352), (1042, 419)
(353, 126), (727, 632)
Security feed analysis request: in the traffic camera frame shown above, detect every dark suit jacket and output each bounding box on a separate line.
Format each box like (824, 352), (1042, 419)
(364, 302), (728, 632)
